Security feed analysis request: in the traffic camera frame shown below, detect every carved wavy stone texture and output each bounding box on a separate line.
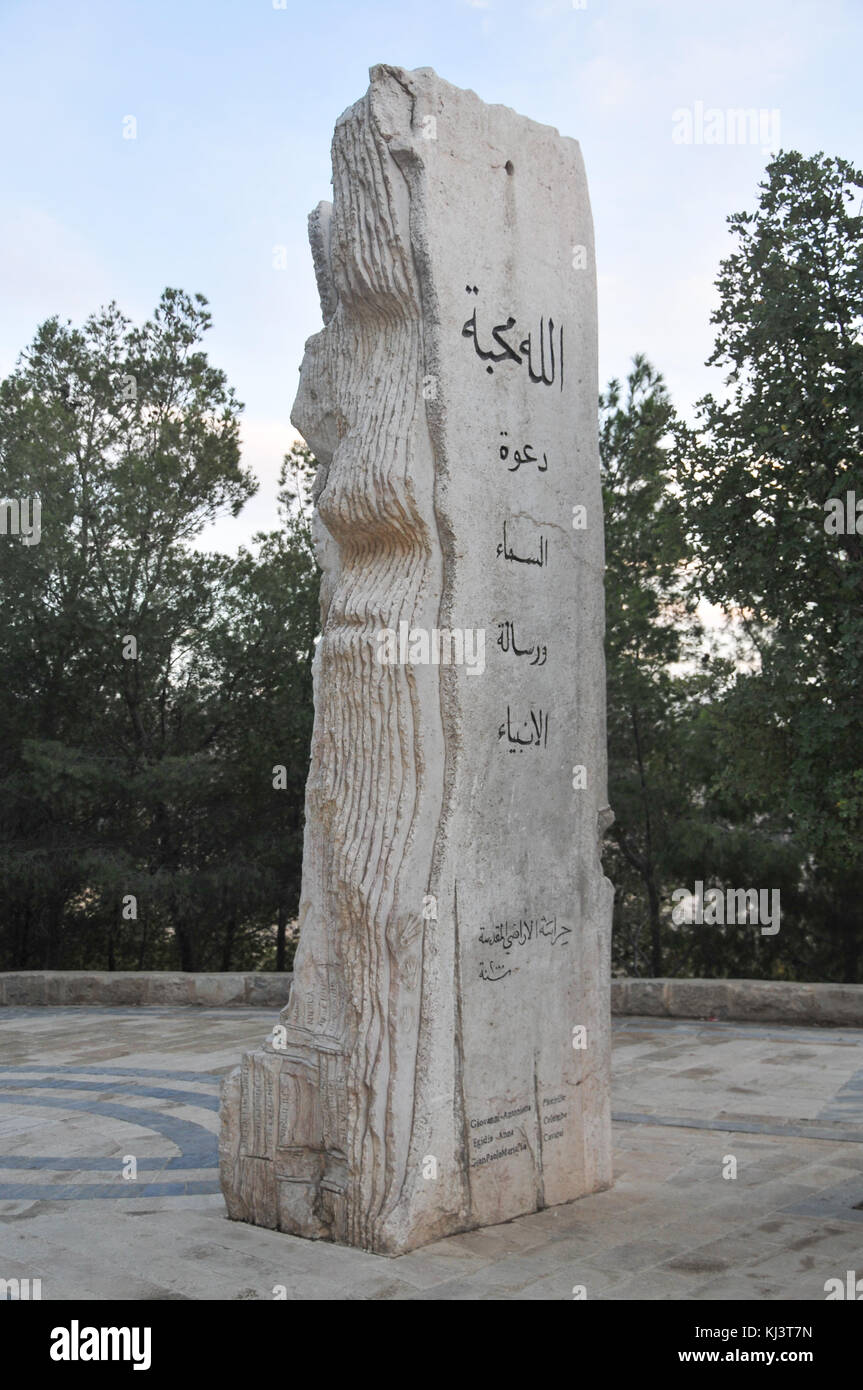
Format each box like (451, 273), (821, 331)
(219, 63), (614, 1256)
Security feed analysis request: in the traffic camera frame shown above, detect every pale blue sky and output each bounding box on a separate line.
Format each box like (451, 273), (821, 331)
(1, 0), (860, 548)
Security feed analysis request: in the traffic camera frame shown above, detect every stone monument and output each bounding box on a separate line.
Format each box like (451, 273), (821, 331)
(220, 63), (614, 1256)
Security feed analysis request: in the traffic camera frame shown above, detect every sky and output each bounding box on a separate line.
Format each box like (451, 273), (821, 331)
(1, 0), (860, 550)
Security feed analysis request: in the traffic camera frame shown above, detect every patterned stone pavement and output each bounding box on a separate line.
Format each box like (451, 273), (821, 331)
(1, 1006), (861, 1299)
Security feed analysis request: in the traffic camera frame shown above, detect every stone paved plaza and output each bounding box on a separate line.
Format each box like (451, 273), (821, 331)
(1, 1005), (861, 1300)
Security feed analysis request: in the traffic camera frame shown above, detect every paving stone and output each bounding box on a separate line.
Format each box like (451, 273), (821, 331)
(3, 1006), (863, 1298)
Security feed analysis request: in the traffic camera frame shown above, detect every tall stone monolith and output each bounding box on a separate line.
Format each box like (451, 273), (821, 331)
(219, 63), (614, 1256)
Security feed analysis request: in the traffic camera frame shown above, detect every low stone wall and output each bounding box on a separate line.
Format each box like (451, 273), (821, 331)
(2, 973), (862, 1025)
(611, 977), (863, 1028)
(0, 971), (293, 1008)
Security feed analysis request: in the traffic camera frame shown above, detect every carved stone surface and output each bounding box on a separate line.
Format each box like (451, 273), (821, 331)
(219, 63), (614, 1256)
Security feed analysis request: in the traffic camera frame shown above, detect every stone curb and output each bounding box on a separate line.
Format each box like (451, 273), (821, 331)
(0, 972), (294, 1008)
(2, 974), (862, 1026)
(611, 977), (863, 1028)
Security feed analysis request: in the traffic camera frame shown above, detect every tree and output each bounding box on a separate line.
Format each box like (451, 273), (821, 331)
(0, 292), (319, 971)
(680, 151), (863, 980)
(601, 355), (699, 975)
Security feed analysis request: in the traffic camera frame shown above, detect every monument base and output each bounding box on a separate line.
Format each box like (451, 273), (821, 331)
(220, 1044), (612, 1257)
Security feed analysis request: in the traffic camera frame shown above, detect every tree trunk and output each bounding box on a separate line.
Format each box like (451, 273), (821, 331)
(221, 915), (236, 972)
(647, 877), (662, 978)
(276, 903), (287, 972)
(630, 703), (663, 977)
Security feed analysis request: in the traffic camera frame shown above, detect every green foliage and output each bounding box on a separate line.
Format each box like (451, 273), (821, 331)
(608, 151), (863, 983)
(3, 149), (861, 985)
(602, 355), (705, 976)
(679, 151), (863, 981)
(0, 291), (320, 970)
